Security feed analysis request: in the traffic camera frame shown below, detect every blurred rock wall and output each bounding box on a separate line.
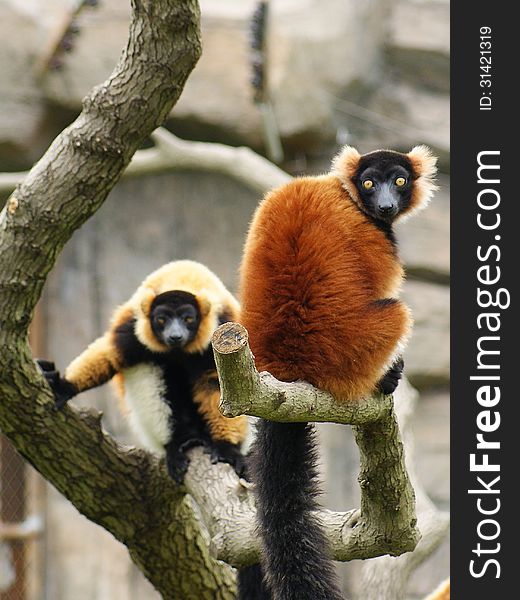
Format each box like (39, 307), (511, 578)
(1, 0), (449, 170)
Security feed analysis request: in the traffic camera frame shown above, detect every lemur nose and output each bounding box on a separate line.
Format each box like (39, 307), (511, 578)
(379, 204), (395, 214)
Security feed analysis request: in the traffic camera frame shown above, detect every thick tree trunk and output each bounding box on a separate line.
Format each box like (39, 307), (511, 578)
(0, 1), (237, 598)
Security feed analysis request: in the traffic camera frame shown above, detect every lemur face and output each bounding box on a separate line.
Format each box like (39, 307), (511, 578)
(353, 151), (414, 222)
(150, 291), (201, 349)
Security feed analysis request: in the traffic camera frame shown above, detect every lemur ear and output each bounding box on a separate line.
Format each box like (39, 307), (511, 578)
(134, 286), (168, 352)
(404, 145), (438, 217)
(330, 146), (363, 209)
(196, 295), (212, 317)
(331, 145), (361, 181)
(139, 287), (156, 318)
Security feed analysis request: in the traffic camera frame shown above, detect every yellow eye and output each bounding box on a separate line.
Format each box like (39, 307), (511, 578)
(184, 316), (194, 324)
(395, 177), (406, 187)
(362, 180), (374, 190)
(156, 316), (166, 326)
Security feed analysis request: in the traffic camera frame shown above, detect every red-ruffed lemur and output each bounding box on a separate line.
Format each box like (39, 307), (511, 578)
(239, 146), (437, 600)
(38, 260), (248, 482)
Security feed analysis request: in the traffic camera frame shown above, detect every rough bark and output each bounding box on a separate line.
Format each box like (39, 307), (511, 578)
(359, 380), (450, 600)
(0, 2), (239, 598)
(1, 127), (291, 197)
(210, 323), (420, 565)
(1, 0), (203, 333)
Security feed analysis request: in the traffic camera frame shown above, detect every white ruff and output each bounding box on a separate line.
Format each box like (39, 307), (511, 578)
(123, 364), (171, 454)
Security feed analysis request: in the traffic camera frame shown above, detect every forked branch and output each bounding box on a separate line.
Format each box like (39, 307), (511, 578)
(203, 322), (420, 566)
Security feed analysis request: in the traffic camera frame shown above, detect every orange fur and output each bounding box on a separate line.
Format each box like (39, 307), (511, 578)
(131, 260), (240, 354)
(240, 172), (412, 401)
(64, 261), (245, 447)
(111, 373), (128, 416)
(45, 260), (249, 479)
(64, 304), (133, 393)
(111, 261), (244, 443)
(424, 578), (450, 600)
(65, 334), (122, 392)
(238, 149), (437, 600)
(192, 372), (248, 444)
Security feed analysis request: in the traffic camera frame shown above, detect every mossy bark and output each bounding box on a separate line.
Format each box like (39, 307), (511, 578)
(0, 1), (235, 598)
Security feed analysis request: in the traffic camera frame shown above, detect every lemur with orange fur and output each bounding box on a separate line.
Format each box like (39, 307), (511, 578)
(38, 260), (248, 482)
(239, 146), (437, 600)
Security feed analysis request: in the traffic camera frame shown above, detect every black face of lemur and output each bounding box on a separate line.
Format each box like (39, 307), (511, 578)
(150, 291), (201, 349)
(354, 151), (414, 222)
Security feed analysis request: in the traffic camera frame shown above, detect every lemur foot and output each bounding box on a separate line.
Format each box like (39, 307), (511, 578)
(165, 438), (246, 483)
(377, 357), (404, 395)
(165, 438), (207, 483)
(35, 359), (77, 409)
(165, 447), (191, 484)
(166, 453), (190, 484)
(205, 441), (247, 478)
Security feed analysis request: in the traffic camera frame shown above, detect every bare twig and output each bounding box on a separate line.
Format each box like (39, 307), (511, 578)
(0, 128), (290, 197)
(129, 128), (290, 193)
(0, 515), (44, 541)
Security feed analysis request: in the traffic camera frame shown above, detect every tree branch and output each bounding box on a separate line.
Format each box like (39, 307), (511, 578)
(129, 128), (291, 193)
(208, 322), (421, 566)
(1, 128), (291, 197)
(1, 0), (203, 330)
(359, 380), (450, 599)
(0, 2), (242, 598)
(212, 322), (392, 425)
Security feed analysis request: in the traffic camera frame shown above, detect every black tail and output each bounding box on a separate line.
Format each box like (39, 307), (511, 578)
(249, 421), (343, 600)
(237, 564), (271, 600)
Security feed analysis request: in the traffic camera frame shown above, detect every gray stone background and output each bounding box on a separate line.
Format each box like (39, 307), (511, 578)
(0, 0), (449, 598)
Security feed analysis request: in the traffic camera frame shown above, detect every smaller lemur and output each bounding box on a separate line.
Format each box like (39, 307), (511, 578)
(239, 145), (437, 600)
(38, 260), (248, 482)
